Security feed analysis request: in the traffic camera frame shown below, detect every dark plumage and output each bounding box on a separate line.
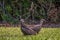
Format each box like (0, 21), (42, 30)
(20, 19), (45, 35)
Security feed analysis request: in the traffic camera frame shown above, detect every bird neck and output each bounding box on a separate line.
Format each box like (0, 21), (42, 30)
(20, 21), (24, 25)
(40, 19), (44, 26)
(20, 21), (26, 27)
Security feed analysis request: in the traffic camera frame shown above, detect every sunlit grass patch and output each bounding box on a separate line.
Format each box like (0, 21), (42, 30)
(0, 27), (60, 40)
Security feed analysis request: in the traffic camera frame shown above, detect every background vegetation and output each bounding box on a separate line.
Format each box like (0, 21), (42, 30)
(0, 0), (60, 24)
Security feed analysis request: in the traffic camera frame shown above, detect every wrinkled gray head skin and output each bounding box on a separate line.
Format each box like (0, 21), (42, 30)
(20, 19), (24, 22)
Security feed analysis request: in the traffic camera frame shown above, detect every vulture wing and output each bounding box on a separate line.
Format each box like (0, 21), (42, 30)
(30, 19), (45, 33)
(21, 26), (37, 35)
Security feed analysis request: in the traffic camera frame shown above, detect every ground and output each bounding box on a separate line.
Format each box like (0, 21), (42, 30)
(0, 27), (60, 40)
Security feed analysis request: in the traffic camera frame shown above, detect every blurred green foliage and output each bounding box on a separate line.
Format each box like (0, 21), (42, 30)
(0, 0), (60, 24)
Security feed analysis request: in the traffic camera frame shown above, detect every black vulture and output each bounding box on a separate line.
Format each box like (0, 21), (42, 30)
(20, 19), (45, 35)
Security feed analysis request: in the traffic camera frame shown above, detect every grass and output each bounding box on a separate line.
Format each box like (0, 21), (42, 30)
(0, 27), (60, 40)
